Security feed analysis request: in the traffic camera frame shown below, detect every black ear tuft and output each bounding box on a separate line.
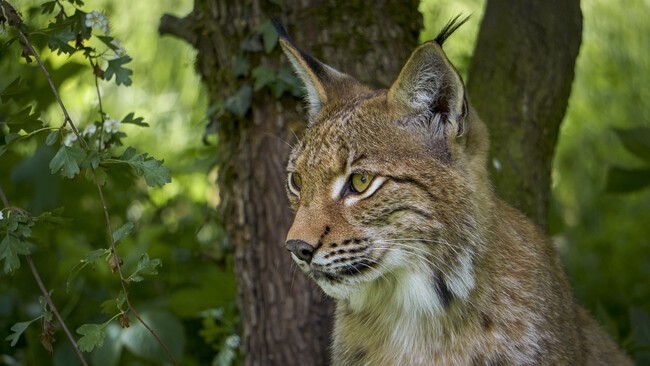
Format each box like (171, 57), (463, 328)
(434, 14), (471, 46)
(271, 17), (293, 43)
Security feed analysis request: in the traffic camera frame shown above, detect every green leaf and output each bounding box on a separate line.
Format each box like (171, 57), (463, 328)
(605, 166), (650, 193)
(5, 107), (42, 133)
(258, 20), (279, 53)
(45, 131), (59, 146)
(44, 27), (76, 55)
(121, 112), (148, 127)
(112, 222), (134, 243)
(120, 146), (137, 160)
(127, 253), (161, 283)
(81, 150), (103, 170)
(4, 133), (21, 144)
(0, 234), (30, 274)
(77, 323), (107, 353)
(49, 145), (86, 178)
(90, 323), (123, 366)
(33, 209), (69, 227)
(121, 150), (171, 187)
(614, 128), (650, 164)
(104, 56), (133, 86)
(0, 77), (28, 103)
(97, 36), (118, 51)
(232, 56), (250, 78)
(252, 66), (275, 91)
(100, 292), (125, 315)
(40, 1), (57, 14)
(5, 318), (39, 347)
(66, 249), (109, 291)
(85, 166), (108, 185)
(225, 85), (252, 117)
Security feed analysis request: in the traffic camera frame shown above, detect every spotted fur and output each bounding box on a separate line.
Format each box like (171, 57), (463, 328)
(278, 18), (632, 366)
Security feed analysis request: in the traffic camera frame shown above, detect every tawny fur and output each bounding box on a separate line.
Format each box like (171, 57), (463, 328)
(278, 20), (633, 366)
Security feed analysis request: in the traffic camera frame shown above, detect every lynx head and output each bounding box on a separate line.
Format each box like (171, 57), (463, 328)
(278, 18), (492, 312)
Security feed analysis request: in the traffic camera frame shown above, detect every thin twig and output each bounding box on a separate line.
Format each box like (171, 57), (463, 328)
(0, 183), (89, 365)
(27, 255), (89, 366)
(1, 1), (180, 364)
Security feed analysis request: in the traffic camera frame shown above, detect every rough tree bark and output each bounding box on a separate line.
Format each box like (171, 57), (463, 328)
(467, 0), (582, 229)
(160, 1), (421, 365)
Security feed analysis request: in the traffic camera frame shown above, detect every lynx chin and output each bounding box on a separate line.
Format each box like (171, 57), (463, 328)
(276, 17), (632, 366)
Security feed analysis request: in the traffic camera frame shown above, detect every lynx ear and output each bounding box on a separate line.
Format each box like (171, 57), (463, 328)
(274, 22), (354, 117)
(388, 17), (469, 138)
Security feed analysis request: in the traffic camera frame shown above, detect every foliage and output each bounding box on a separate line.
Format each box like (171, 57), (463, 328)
(0, 0), (238, 365)
(551, 0), (650, 362)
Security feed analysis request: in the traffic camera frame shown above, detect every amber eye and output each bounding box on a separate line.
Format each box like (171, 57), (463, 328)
(288, 172), (302, 195)
(350, 173), (374, 193)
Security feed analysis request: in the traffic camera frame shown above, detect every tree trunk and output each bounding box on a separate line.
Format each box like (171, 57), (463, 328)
(467, 0), (582, 229)
(160, 1), (421, 365)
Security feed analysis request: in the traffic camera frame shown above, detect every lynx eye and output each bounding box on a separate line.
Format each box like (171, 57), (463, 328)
(288, 172), (302, 195)
(350, 173), (374, 193)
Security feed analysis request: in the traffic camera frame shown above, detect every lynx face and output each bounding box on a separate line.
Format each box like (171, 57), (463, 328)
(285, 96), (478, 307)
(279, 18), (483, 310)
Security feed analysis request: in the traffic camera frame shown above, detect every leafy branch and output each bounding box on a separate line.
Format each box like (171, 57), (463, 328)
(0, 0), (176, 364)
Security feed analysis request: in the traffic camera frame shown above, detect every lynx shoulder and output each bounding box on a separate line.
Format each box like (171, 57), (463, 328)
(276, 18), (632, 366)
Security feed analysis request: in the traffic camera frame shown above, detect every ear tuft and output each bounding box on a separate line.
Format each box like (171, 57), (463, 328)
(434, 14), (471, 46)
(388, 17), (469, 140)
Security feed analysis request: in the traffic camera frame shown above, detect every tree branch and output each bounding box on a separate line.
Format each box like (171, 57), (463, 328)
(159, 13), (197, 45)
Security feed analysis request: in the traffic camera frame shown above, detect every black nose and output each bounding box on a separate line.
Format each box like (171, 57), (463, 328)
(286, 240), (315, 263)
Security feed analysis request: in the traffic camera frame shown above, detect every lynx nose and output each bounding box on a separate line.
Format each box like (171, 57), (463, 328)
(286, 239), (315, 263)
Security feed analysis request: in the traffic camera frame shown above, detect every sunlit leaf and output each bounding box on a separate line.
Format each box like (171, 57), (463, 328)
(121, 112), (148, 127)
(0, 234), (30, 273)
(605, 166), (650, 193)
(105, 56), (133, 86)
(49, 145), (86, 178)
(77, 323), (106, 352)
(40, 1), (57, 14)
(121, 150), (171, 187)
(44, 26), (76, 55)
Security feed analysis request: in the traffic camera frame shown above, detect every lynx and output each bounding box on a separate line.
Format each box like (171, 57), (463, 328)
(277, 18), (632, 365)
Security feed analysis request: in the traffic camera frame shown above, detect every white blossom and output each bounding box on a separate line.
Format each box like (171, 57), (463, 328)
(63, 133), (78, 147)
(83, 124), (97, 136)
(85, 11), (110, 34)
(103, 119), (121, 134)
(0, 211), (4, 220)
(110, 38), (127, 57)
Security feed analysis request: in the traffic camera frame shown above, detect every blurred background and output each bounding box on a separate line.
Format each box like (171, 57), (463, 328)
(0, 0), (648, 364)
